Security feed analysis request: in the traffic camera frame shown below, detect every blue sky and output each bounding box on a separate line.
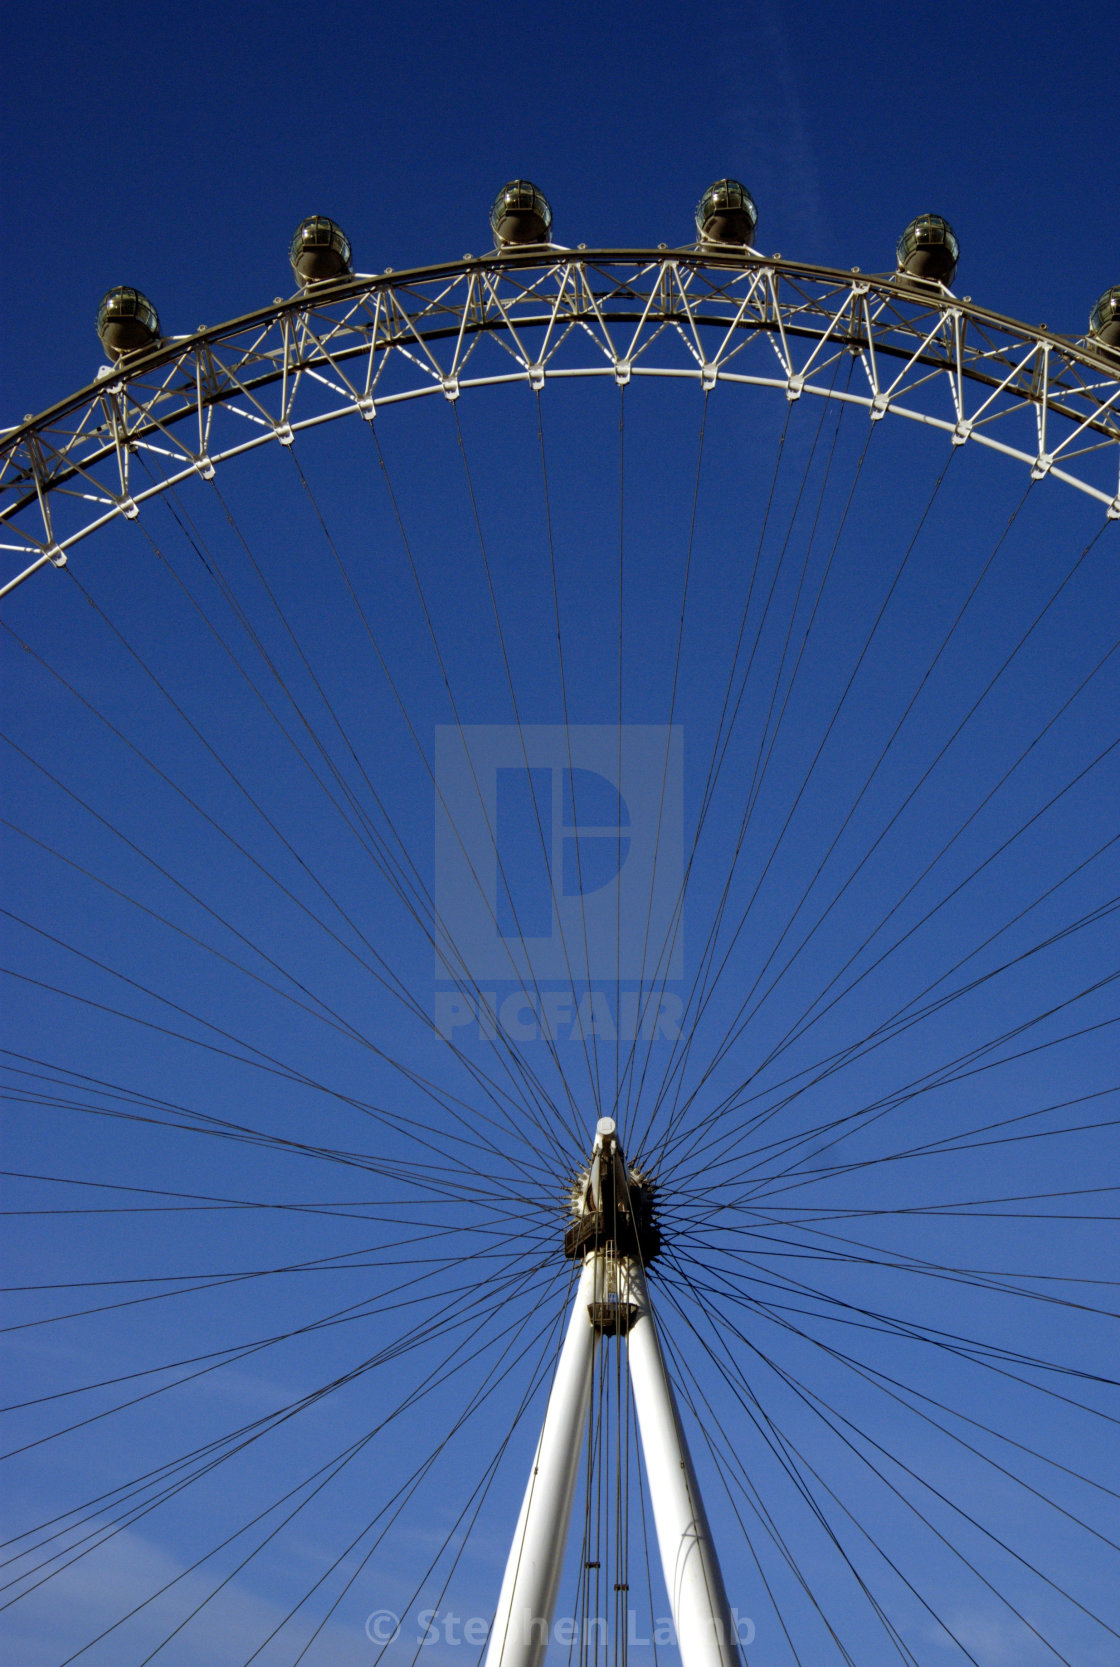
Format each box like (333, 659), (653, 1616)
(2, 2), (1118, 1664)
(3, 0), (1116, 420)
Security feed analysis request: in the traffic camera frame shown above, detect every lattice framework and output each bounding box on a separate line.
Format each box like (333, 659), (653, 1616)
(3, 248), (1119, 594)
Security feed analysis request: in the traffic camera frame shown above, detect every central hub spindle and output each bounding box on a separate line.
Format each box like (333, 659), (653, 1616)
(564, 1116), (660, 1334)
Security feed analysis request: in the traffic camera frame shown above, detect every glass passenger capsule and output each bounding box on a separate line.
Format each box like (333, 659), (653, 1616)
(490, 180), (552, 247)
(1089, 285), (1120, 349)
(896, 214), (959, 285)
(695, 179), (758, 246)
(96, 287), (161, 359)
(289, 216), (353, 285)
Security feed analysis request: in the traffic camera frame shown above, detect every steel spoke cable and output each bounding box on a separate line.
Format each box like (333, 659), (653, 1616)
(281, 1280), (572, 1667)
(630, 415), (880, 1169)
(679, 471), (1037, 1100)
(720, 1280), (1120, 1515)
(0, 1164), (549, 1235)
(658, 1273), (917, 1664)
(59, 551), (441, 955)
(675, 570), (1119, 1157)
(685, 1215), (1120, 1321)
(0, 801), (416, 1070)
(0, 729), (476, 1097)
(672, 1196), (1120, 1225)
(199, 489), (570, 1155)
(667, 869), (1120, 1197)
(745, 1181), (1119, 1220)
(136, 476), (442, 942)
(626, 433), (867, 1170)
(0, 1079), (503, 1201)
(29, 1271), (553, 1647)
(659, 524), (1116, 1182)
(0, 1223), (543, 1329)
(758, 1089), (1120, 1195)
(733, 980), (1120, 1206)
(664, 1261), (1082, 1665)
(672, 1247), (1118, 1425)
(727, 682), (1119, 1123)
(0, 1231), (558, 1415)
(676, 1213), (1113, 1300)
(152, 469), (445, 930)
(646, 446), (966, 1162)
(0, 1240), (491, 1308)
(696, 1183), (1120, 1321)
(0, 1048), (556, 1208)
(207, 465), (499, 996)
(0, 1079), (555, 1234)
(350, 426), (585, 1145)
(0, 1167), (558, 1234)
(662, 953), (1120, 1208)
(0, 1246), (554, 1468)
(666, 1076), (1117, 1236)
(705, 1274), (1113, 1656)
(620, 386), (712, 1138)
(642, 428), (948, 1155)
(0, 643), (555, 1169)
(731, 366), (860, 844)
(155, 468), (572, 1157)
(613, 1079), (1116, 1205)
(616, 401), (809, 1154)
(703, 829), (1120, 1173)
(61, 1265), (565, 1666)
(2, 1252), (564, 1601)
(455, 396), (603, 1117)
(0, 945), (542, 1193)
(0, 1080), (560, 1213)
(629, 359), (852, 1156)
(666, 1248), (1112, 1440)
(0, 1251), (561, 1565)
(710, 1256), (1120, 1551)
(3, 1294), (525, 1610)
(0, 816), (535, 1154)
(477, 384), (610, 1116)
(703, 1096), (1119, 1214)
(0, 638), (402, 985)
(136, 481), (565, 1150)
(675, 1243), (1120, 1419)
(696, 1073), (1113, 1233)
(0, 975), (521, 1217)
(628, 393), (840, 1149)
(669, 1214), (1108, 1302)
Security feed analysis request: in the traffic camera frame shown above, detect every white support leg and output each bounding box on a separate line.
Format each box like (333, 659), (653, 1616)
(626, 1257), (741, 1667)
(484, 1256), (597, 1667)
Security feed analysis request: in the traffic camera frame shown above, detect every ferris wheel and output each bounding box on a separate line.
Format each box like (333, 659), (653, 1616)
(0, 179), (1118, 1666)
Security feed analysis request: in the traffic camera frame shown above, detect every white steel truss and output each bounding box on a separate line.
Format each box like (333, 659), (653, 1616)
(2, 248), (1119, 594)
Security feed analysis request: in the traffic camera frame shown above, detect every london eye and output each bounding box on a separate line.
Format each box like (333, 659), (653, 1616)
(1, 179), (1118, 1665)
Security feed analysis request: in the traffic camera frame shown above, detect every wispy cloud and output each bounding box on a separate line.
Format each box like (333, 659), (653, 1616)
(0, 1525), (369, 1665)
(715, 0), (824, 252)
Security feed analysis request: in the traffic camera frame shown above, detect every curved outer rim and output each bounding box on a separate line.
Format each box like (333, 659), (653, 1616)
(2, 246), (1118, 596)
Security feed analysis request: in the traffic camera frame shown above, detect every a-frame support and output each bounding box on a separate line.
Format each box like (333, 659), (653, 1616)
(484, 1118), (740, 1667)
